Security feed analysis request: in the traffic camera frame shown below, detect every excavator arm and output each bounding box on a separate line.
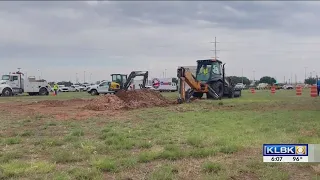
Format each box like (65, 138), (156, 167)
(123, 71), (148, 90)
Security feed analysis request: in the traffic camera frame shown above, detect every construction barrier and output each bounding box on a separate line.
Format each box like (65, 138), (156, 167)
(271, 86), (276, 94)
(310, 85), (318, 97)
(250, 88), (255, 94)
(296, 86), (302, 96)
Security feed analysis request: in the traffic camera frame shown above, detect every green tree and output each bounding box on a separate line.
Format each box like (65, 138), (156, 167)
(228, 76), (251, 85)
(259, 76), (276, 84)
(304, 77), (317, 85)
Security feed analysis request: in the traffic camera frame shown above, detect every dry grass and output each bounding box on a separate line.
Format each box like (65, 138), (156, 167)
(0, 90), (320, 179)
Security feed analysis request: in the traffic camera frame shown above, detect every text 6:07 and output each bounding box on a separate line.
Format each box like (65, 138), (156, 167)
(271, 157), (283, 161)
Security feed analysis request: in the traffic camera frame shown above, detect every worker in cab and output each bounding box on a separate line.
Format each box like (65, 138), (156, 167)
(53, 83), (59, 95)
(200, 65), (209, 75)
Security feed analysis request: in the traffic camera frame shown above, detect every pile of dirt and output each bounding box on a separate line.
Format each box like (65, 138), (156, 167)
(83, 95), (127, 111)
(83, 89), (174, 111)
(115, 89), (174, 108)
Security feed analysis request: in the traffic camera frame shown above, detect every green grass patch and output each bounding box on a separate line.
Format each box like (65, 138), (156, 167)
(138, 151), (160, 163)
(51, 150), (89, 163)
(91, 157), (117, 172)
(202, 161), (223, 173)
(0, 151), (23, 163)
(68, 167), (103, 180)
(0, 161), (55, 179)
(3, 137), (21, 145)
(70, 128), (85, 136)
(149, 164), (178, 180)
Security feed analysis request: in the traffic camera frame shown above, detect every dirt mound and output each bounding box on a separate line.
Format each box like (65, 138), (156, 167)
(83, 89), (174, 111)
(115, 89), (174, 109)
(83, 95), (127, 111)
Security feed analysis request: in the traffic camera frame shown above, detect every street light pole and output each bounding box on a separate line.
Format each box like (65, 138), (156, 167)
(84, 71), (86, 83)
(304, 67), (307, 81)
(253, 70), (255, 82)
(242, 68), (243, 84)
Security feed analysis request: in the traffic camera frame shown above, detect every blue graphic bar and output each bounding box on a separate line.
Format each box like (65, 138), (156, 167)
(263, 144), (308, 156)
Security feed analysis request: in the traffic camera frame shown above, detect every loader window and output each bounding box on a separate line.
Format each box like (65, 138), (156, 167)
(12, 76), (18, 81)
(197, 65), (211, 81)
(211, 62), (221, 75)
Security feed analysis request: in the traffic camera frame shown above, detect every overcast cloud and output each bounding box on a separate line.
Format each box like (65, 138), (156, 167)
(0, 1), (320, 83)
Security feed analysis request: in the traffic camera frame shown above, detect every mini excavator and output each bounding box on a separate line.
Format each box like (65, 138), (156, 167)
(177, 59), (241, 104)
(110, 71), (149, 92)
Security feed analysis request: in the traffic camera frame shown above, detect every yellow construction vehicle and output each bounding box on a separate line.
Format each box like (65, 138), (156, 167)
(87, 71), (149, 95)
(110, 71), (149, 92)
(177, 59), (241, 103)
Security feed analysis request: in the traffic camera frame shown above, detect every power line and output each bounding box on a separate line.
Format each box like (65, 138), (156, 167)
(210, 37), (220, 59)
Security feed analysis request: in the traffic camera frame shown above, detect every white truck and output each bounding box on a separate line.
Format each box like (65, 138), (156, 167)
(86, 81), (115, 95)
(0, 71), (50, 96)
(150, 78), (177, 92)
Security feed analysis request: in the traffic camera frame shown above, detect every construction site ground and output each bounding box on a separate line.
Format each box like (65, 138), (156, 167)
(0, 89), (320, 180)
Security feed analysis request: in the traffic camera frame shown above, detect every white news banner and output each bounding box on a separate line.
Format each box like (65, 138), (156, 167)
(263, 156), (309, 162)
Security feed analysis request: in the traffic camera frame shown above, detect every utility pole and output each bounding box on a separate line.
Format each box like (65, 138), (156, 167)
(284, 76), (285, 84)
(304, 67), (307, 81)
(210, 37), (220, 59)
(295, 74), (297, 85)
(253, 70), (255, 82)
(241, 68), (243, 84)
(76, 73), (78, 84)
(84, 71), (86, 83)
(290, 73), (292, 85)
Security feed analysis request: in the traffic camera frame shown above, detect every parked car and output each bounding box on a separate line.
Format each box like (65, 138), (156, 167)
(235, 83), (246, 89)
(69, 85), (84, 92)
(58, 85), (69, 92)
(283, 84), (294, 90)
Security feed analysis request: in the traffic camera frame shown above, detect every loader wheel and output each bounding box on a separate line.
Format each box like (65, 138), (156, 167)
(228, 88), (235, 98)
(193, 92), (203, 98)
(39, 88), (49, 96)
(208, 81), (223, 99)
(2, 88), (12, 96)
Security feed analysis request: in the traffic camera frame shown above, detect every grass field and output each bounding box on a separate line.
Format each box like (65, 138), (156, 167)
(0, 90), (320, 180)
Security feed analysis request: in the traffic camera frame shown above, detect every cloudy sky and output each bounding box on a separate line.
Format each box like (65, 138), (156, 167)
(1, 1), (320, 83)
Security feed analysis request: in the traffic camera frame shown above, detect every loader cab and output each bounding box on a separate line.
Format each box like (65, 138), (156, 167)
(111, 74), (127, 88)
(196, 59), (223, 82)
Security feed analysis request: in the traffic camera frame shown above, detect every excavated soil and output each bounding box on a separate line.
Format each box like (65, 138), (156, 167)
(83, 95), (127, 111)
(83, 89), (175, 111)
(0, 89), (176, 120)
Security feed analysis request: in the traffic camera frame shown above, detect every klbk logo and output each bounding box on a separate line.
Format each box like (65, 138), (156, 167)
(263, 144), (307, 156)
